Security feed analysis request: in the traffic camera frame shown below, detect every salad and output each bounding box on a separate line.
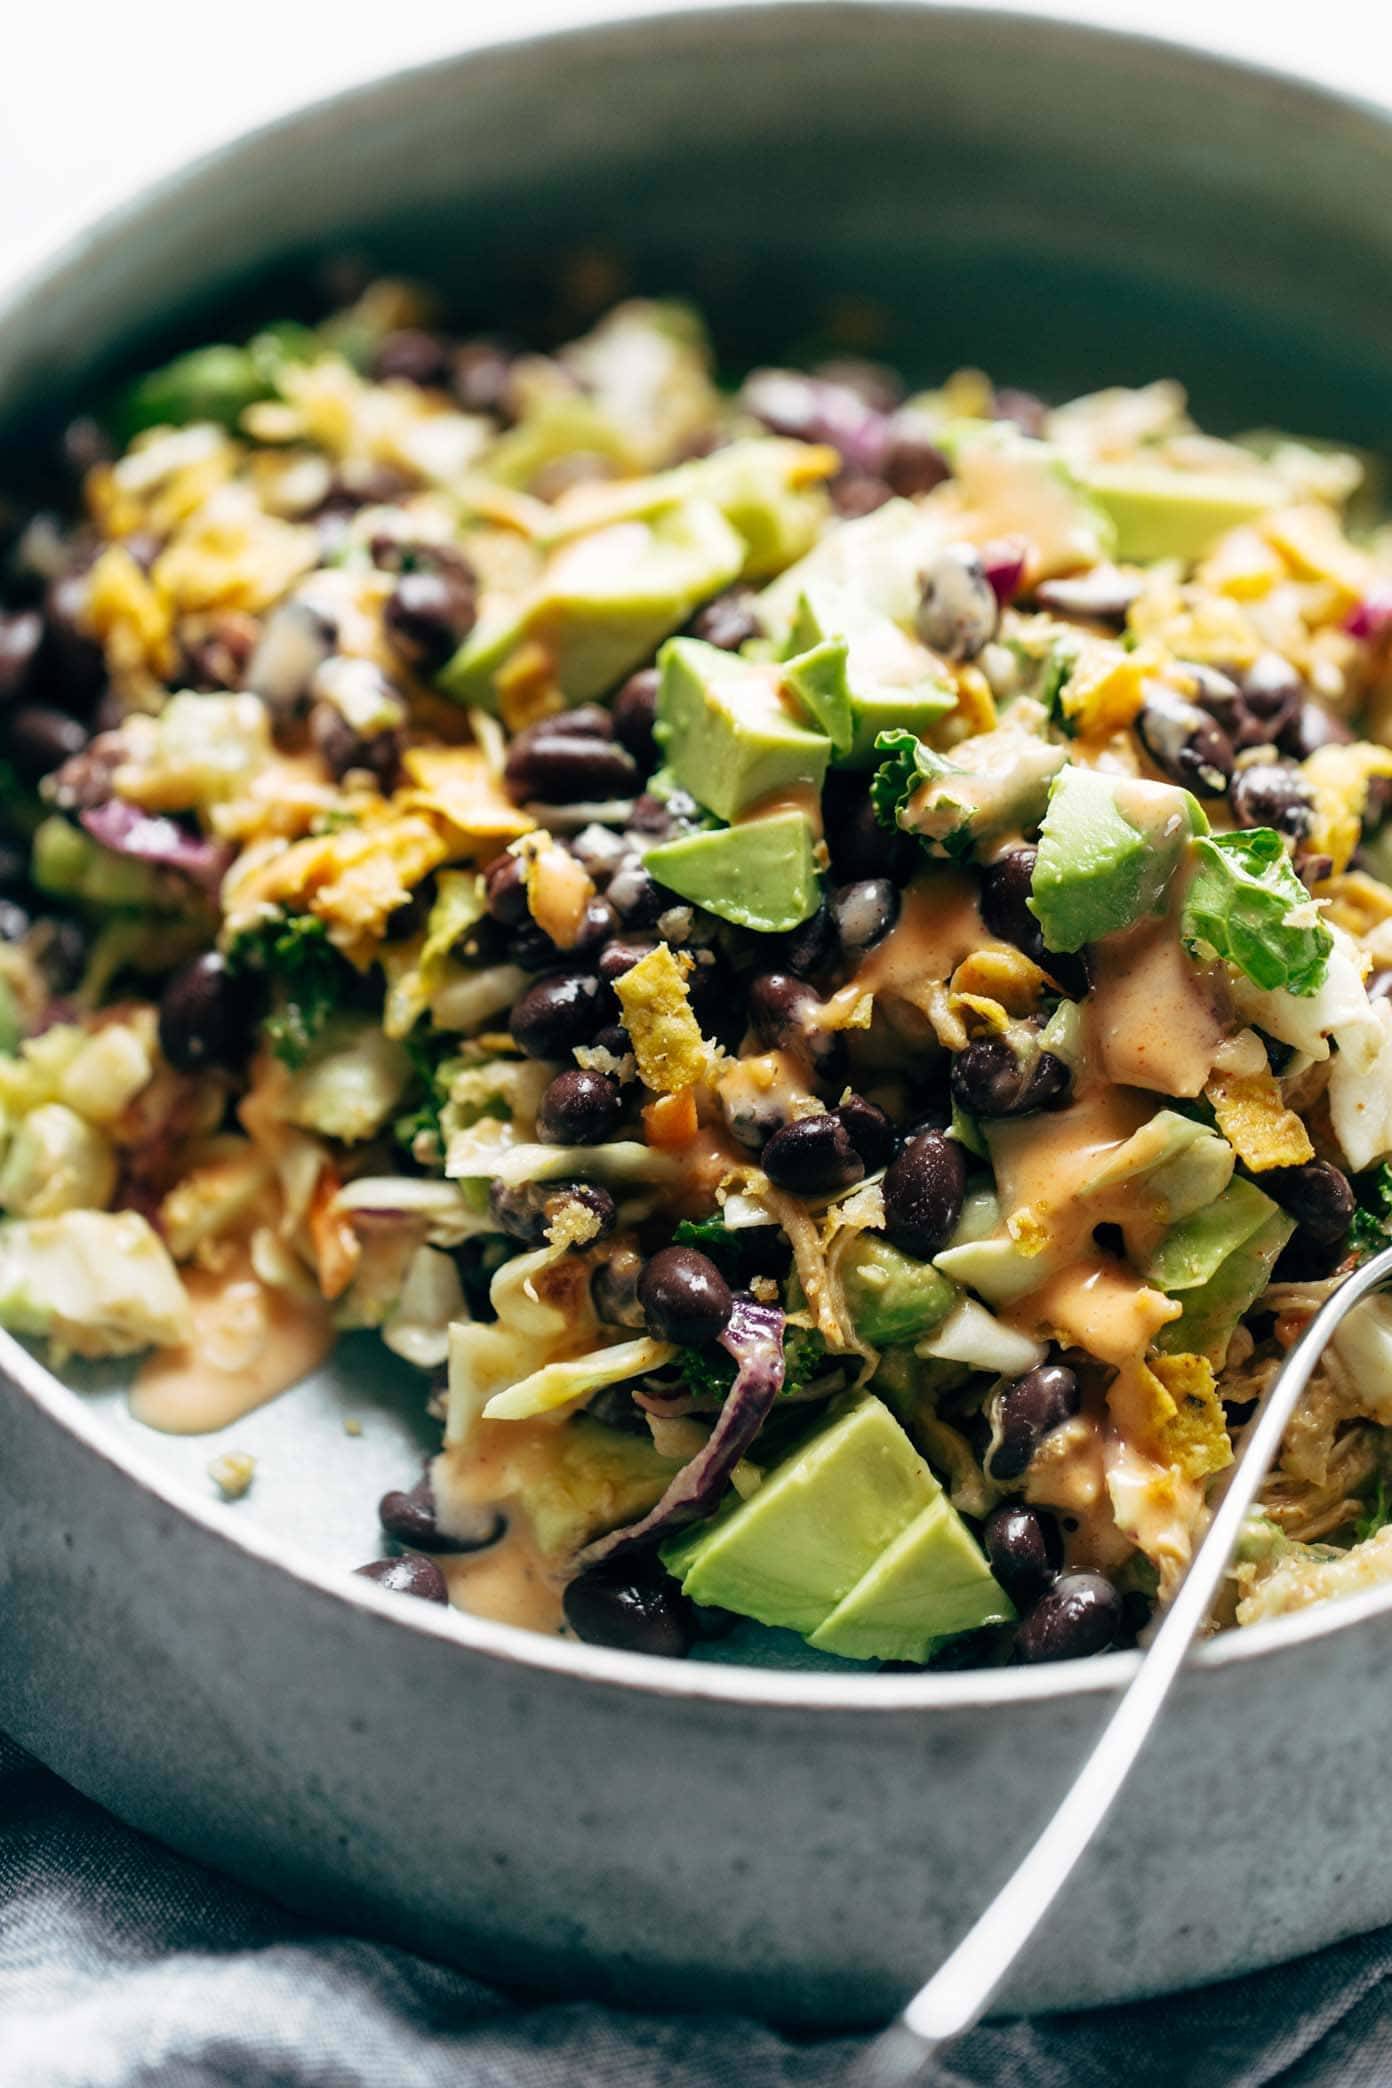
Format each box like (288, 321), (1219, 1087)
(5, 278), (1392, 1670)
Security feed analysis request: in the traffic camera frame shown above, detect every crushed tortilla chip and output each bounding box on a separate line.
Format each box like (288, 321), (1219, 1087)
(309, 1167), (361, 1300)
(1148, 1352), (1233, 1481)
(1261, 504), (1371, 603)
(643, 1087), (699, 1148)
(519, 833), (595, 948)
(944, 664), (997, 739)
(226, 807), (449, 961)
(950, 947), (1047, 1016)
(946, 989), (1011, 1036)
(1005, 1206), (1051, 1258)
(1205, 1064), (1314, 1171)
(612, 944), (709, 1094)
(1312, 868), (1392, 939)
(83, 544), (177, 679)
(1058, 639), (1154, 739)
(1196, 527), (1285, 602)
(1127, 577), (1261, 668)
(1302, 740), (1392, 876)
(152, 484), (317, 616)
(398, 744), (534, 852)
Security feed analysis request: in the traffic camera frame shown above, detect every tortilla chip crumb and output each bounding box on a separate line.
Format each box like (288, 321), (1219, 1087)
(1303, 741), (1392, 876)
(1206, 1065), (1314, 1171)
(1149, 1352), (1233, 1482)
(344, 1417), (364, 1438)
(613, 944), (709, 1094)
(208, 1451), (256, 1500)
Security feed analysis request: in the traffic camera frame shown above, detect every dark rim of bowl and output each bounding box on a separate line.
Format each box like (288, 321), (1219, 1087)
(3, 0), (1392, 1710)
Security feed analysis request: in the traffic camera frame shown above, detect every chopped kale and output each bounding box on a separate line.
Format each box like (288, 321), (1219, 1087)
(227, 913), (355, 1068)
(677, 1323), (826, 1403)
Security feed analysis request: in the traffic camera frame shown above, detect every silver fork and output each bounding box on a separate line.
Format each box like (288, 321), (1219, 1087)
(857, 1238), (1392, 2086)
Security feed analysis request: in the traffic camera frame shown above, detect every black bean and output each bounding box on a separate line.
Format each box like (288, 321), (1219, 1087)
(749, 971), (821, 1052)
(509, 969), (610, 1059)
(310, 704), (403, 791)
(611, 667), (659, 766)
(598, 935), (659, 984)
(882, 409), (951, 497)
(979, 845), (1049, 964)
(157, 951), (262, 1073)
(1015, 1572), (1123, 1663)
(1234, 653), (1303, 749)
(775, 899), (840, 978)
(628, 790), (688, 839)
(537, 1067), (622, 1145)
(987, 1363), (1081, 1482)
(504, 729), (638, 806)
(354, 1555), (449, 1604)
(881, 1130), (966, 1258)
(832, 877), (899, 957)
(689, 586), (762, 652)
(373, 329), (452, 386)
(1262, 1159), (1355, 1247)
(983, 1503), (1063, 1609)
(1229, 762), (1313, 838)
(761, 1111), (865, 1197)
(1281, 700), (1354, 760)
(1185, 662), (1243, 716)
(7, 703), (88, 781)
(606, 857), (665, 927)
(915, 545), (998, 661)
(1136, 687), (1233, 796)
(482, 850), (530, 927)
(836, 1094), (895, 1172)
(638, 1246), (733, 1344)
(563, 1558), (694, 1657)
(379, 1472), (504, 1553)
(590, 1023), (633, 1065)
(0, 609), (42, 705)
(489, 1179), (617, 1246)
(824, 784), (919, 884)
(1034, 566), (1142, 625)
(951, 1035), (1070, 1118)
(383, 567), (478, 674)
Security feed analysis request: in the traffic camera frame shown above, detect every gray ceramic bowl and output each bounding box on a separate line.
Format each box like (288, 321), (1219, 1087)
(4, 3), (1392, 2031)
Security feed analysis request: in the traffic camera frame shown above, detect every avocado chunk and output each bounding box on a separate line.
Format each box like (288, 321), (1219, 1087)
(841, 1235), (959, 1346)
(655, 636), (831, 821)
(784, 585), (958, 767)
(1078, 462), (1282, 563)
(809, 1495), (1013, 1662)
(30, 815), (196, 914)
(662, 1396), (938, 1635)
(1153, 1201), (1294, 1366)
(1028, 766), (1207, 953)
(643, 809), (821, 933)
(439, 499), (744, 711)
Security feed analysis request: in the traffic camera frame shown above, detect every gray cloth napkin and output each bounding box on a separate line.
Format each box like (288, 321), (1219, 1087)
(2, 1733), (1389, 2088)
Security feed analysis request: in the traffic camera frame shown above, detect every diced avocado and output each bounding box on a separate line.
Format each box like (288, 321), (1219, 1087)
(882, 725), (1067, 858)
(1154, 1206), (1294, 1366)
(1080, 1109), (1236, 1225)
(655, 636), (830, 821)
(662, 1396), (938, 1636)
(1028, 766), (1207, 954)
(1078, 463), (1282, 564)
(780, 638), (855, 755)
(785, 584), (957, 767)
(841, 1235), (959, 1346)
(117, 323), (318, 436)
(643, 809), (821, 933)
(809, 1495), (1012, 1662)
(760, 498), (947, 637)
(440, 499), (744, 711)
(1142, 1176), (1281, 1292)
(944, 423), (1116, 576)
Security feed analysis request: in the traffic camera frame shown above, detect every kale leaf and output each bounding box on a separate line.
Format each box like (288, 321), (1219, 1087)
(1180, 828), (1332, 997)
(227, 913), (354, 1068)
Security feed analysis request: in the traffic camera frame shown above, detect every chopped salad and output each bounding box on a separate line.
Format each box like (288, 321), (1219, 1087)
(5, 277), (1392, 1666)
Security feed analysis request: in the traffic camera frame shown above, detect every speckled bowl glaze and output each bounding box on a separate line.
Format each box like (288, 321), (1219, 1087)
(3, 4), (1392, 2029)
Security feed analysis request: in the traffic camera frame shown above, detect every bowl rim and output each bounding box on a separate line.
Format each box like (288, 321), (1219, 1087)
(5, 0), (1392, 1714)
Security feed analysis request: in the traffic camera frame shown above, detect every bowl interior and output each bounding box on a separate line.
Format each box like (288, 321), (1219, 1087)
(4, 3), (1392, 1685)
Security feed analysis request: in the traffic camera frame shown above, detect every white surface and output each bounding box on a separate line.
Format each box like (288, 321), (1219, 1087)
(1, 1), (1390, 273)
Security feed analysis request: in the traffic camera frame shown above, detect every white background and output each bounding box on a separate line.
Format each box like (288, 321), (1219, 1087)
(1, 1), (1391, 272)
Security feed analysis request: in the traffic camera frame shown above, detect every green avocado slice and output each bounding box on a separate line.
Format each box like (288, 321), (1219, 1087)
(662, 1396), (938, 1636)
(809, 1495), (1013, 1663)
(841, 1235), (959, 1346)
(1078, 462), (1282, 563)
(643, 809), (821, 933)
(655, 636), (831, 822)
(1028, 766), (1207, 954)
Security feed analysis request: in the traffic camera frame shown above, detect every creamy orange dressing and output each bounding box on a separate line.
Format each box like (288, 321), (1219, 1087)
(988, 1086), (1153, 1229)
(735, 781), (825, 836)
(1006, 1257), (1180, 1371)
(132, 1254), (335, 1433)
(1087, 911), (1227, 1097)
(854, 869), (997, 1010)
(1024, 1414), (1134, 1571)
(442, 1527), (567, 1636)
